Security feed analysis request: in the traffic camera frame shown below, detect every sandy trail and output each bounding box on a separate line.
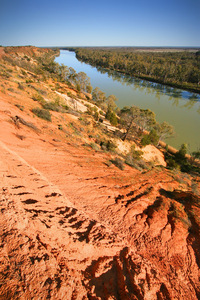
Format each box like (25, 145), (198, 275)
(0, 139), (125, 299)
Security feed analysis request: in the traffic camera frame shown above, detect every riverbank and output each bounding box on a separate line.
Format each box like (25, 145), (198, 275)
(74, 47), (200, 94)
(56, 50), (200, 152)
(99, 66), (200, 95)
(59, 47), (200, 93)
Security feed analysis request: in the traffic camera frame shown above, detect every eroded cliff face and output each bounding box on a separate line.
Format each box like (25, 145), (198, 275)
(0, 124), (200, 299)
(0, 47), (200, 299)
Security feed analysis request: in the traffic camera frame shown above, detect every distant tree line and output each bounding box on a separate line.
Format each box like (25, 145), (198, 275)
(75, 48), (200, 93)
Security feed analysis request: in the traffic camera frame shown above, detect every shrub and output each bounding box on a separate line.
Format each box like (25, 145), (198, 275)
(89, 142), (100, 151)
(110, 112), (118, 126)
(165, 144), (200, 174)
(125, 158), (147, 171)
(21, 70), (26, 76)
(191, 151), (200, 161)
(106, 140), (117, 151)
(175, 143), (187, 163)
(148, 129), (159, 145)
(104, 160), (112, 167)
(67, 91), (76, 99)
(125, 145), (147, 170)
(18, 83), (24, 90)
(79, 116), (90, 126)
(32, 94), (45, 104)
(86, 105), (99, 119)
(15, 104), (24, 111)
(137, 160), (149, 170)
(105, 106), (112, 120)
(110, 157), (124, 170)
(62, 104), (69, 111)
(32, 108), (52, 121)
(94, 111), (99, 121)
(26, 79), (33, 83)
(76, 83), (81, 91)
(42, 101), (61, 112)
(125, 154), (136, 167)
(125, 155), (148, 171)
(106, 106), (118, 126)
(129, 144), (143, 159)
(141, 129), (159, 146)
(8, 88), (15, 92)
(140, 134), (151, 146)
(97, 138), (117, 152)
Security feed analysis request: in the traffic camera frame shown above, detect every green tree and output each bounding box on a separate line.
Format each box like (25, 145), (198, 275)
(192, 150), (200, 160)
(154, 121), (175, 141)
(141, 129), (159, 146)
(110, 112), (118, 126)
(119, 106), (140, 141)
(59, 63), (69, 81)
(105, 106), (112, 120)
(176, 143), (187, 160)
(135, 109), (156, 132)
(119, 105), (157, 141)
(68, 67), (77, 84)
(86, 84), (93, 93)
(76, 71), (91, 92)
(105, 106), (118, 126)
(92, 87), (106, 105)
(106, 94), (118, 110)
(94, 111), (99, 121)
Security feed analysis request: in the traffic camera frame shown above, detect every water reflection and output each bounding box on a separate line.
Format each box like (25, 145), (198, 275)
(96, 66), (200, 113)
(188, 94), (199, 101)
(183, 100), (197, 110)
(169, 96), (181, 107)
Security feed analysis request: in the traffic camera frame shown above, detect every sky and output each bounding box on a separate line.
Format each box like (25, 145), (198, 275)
(0, 0), (200, 47)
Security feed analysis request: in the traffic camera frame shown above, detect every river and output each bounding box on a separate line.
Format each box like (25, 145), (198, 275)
(55, 50), (200, 152)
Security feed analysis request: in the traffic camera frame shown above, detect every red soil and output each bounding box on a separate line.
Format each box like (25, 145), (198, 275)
(0, 50), (200, 299)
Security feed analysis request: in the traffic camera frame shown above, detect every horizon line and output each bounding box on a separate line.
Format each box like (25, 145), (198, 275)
(51, 45), (200, 49)
(1, 45), (200, 49)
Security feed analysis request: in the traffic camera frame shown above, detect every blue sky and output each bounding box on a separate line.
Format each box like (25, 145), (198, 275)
(0, 0), (199, 47)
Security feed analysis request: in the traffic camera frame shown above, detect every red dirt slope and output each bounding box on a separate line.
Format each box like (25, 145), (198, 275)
(0, 48), (200, 299)
(0, 97), (200, 300)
